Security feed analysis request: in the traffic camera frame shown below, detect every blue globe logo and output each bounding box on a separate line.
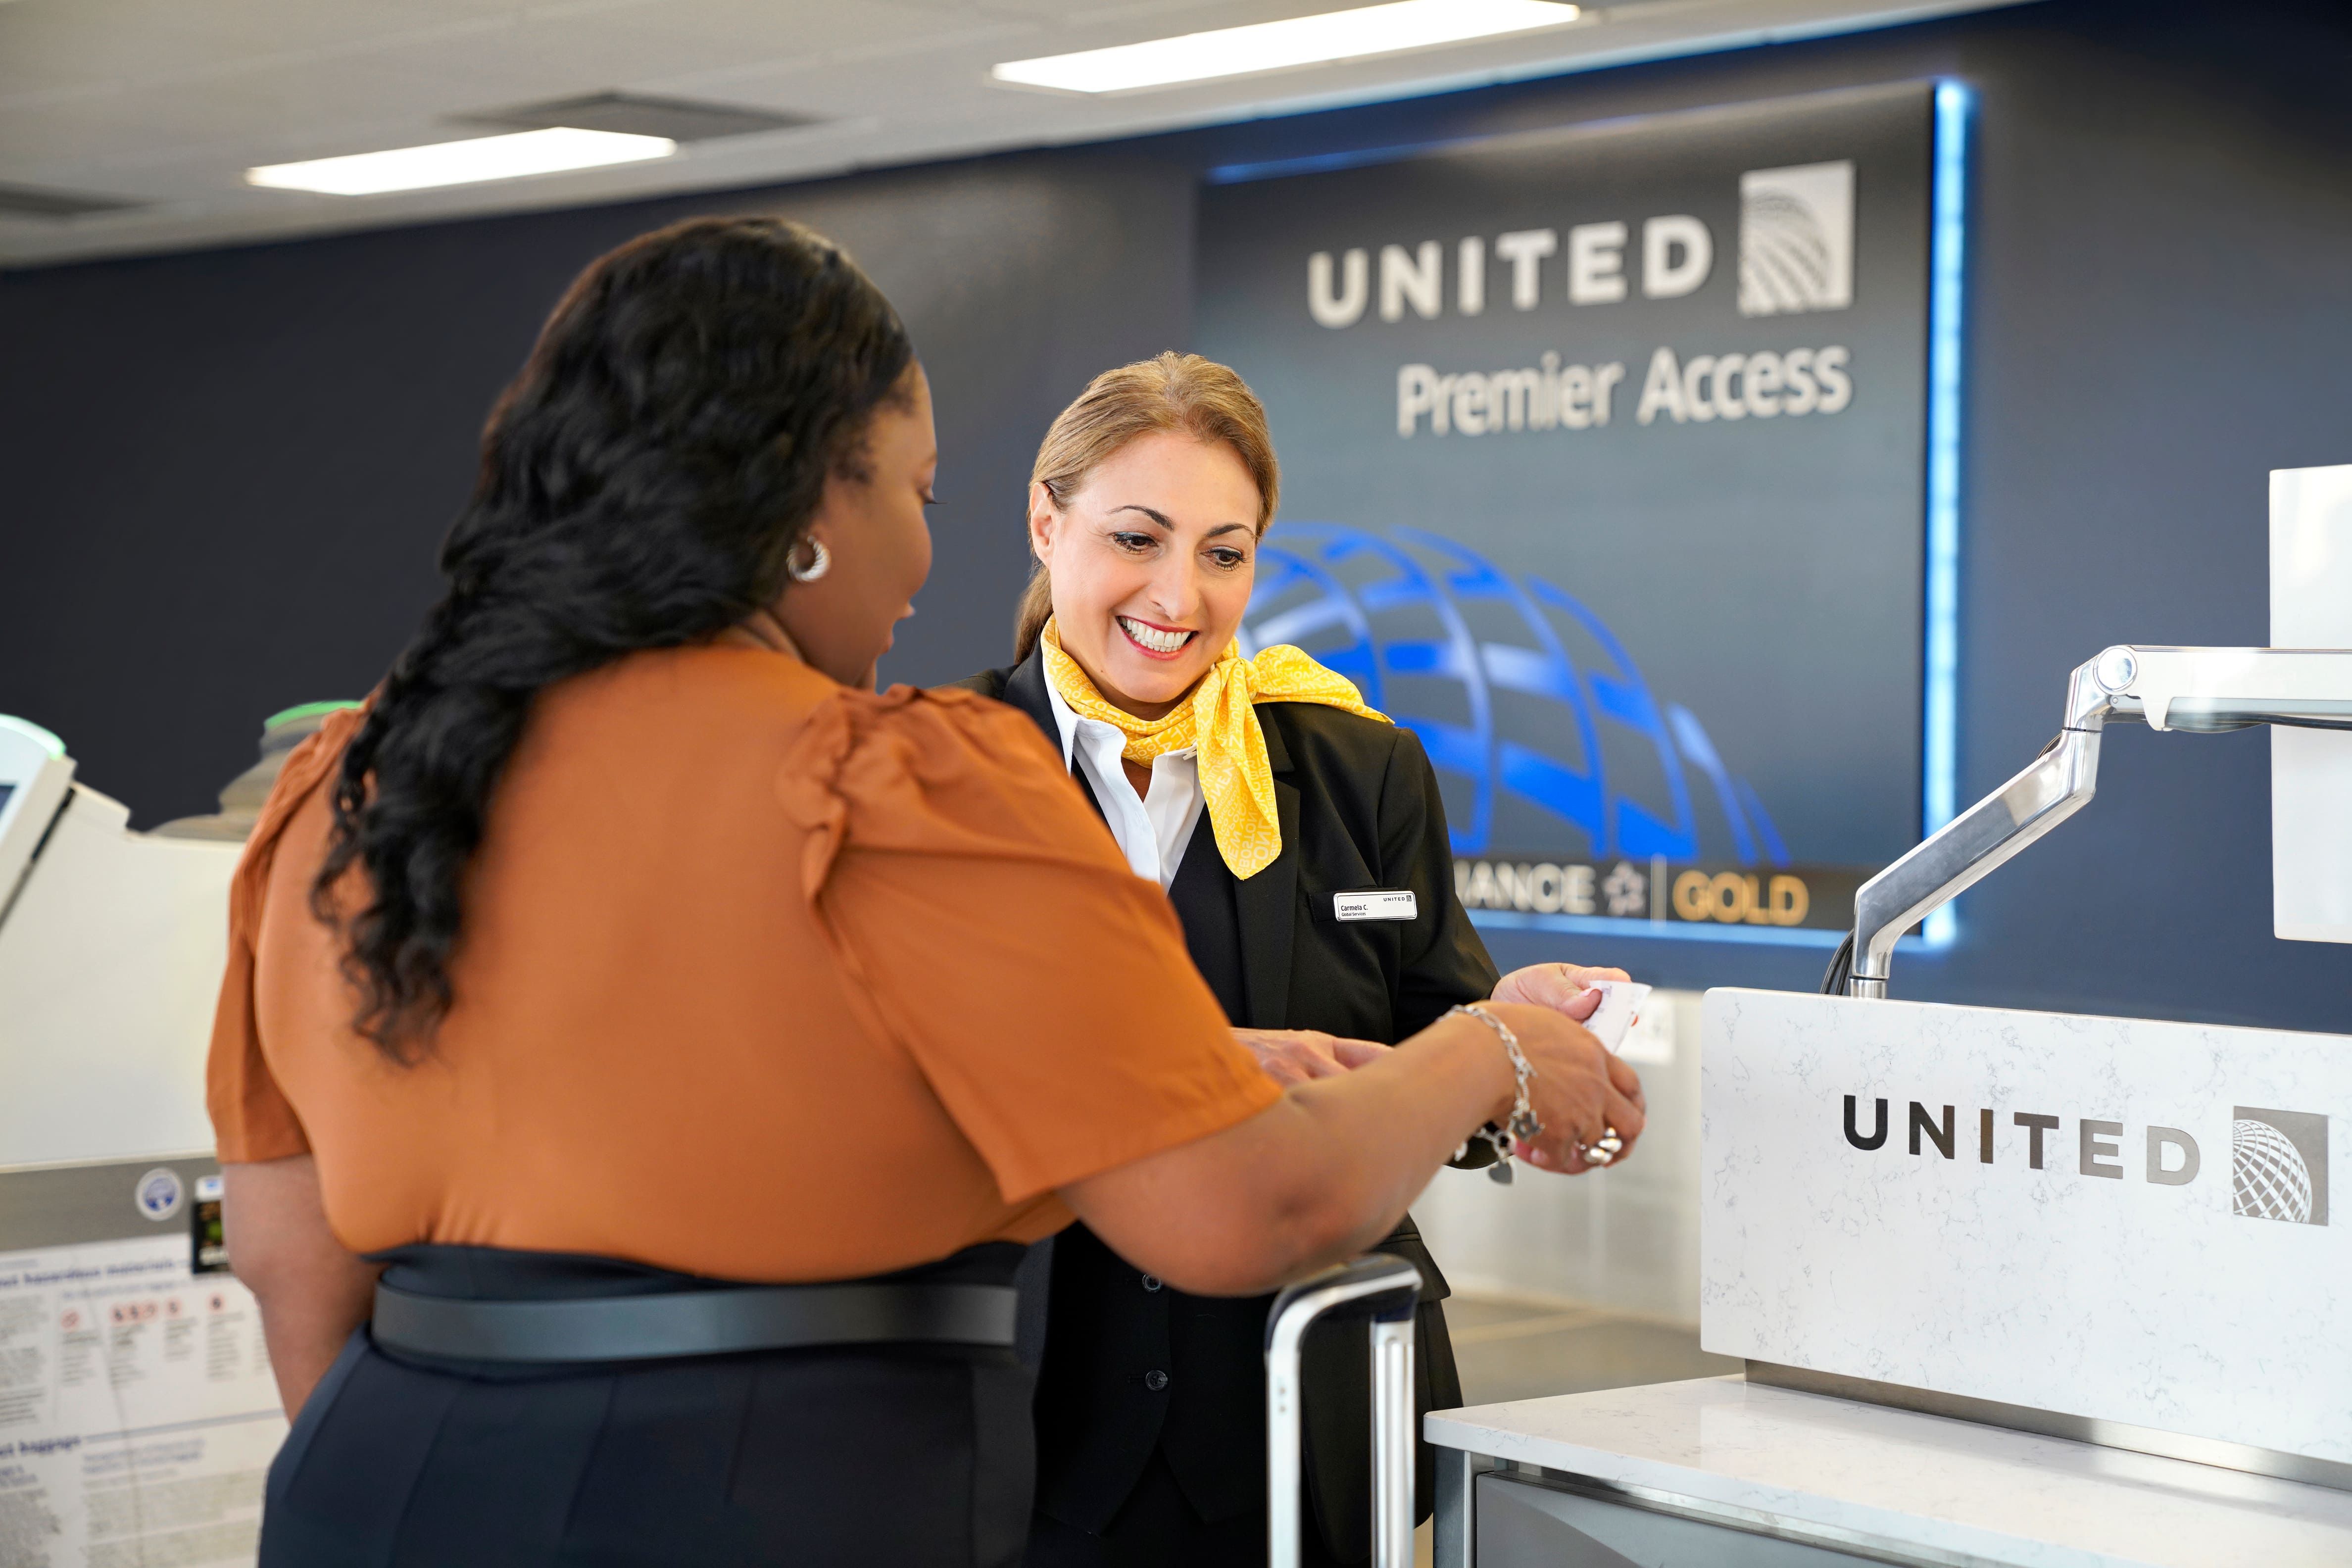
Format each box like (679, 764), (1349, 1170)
(1239, 523), (1786, 867)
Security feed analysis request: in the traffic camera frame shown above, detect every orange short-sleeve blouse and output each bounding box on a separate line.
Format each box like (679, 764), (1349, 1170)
(204, 632), (1278, 1282)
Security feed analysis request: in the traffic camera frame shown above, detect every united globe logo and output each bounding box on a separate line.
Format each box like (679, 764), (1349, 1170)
(1238, 522), (1780, 868)
(2236, 1122), (2312, 1220)
(2231, 1106), (2330, 1226)
(1738, 159), (1855, 317)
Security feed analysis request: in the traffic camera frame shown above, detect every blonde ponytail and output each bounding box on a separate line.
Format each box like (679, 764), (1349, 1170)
(1011, 567), (1056, 663)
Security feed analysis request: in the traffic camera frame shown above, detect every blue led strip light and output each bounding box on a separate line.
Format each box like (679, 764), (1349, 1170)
(1470, 910), (1848, 949)
(1467, 910), (1927, 952)
(1472, 88), (1967, 959)
(1920, 81), (1972, 947)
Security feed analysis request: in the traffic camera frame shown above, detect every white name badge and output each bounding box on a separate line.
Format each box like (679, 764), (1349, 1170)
(1334, 890), (1418, 922)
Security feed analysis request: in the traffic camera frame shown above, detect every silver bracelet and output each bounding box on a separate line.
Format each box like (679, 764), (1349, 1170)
(1448, 1004), (1543, 1184)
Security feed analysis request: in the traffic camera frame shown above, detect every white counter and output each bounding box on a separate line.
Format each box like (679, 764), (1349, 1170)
(1700, 990), (2352, 1472)
(1426, 1376), (2352, 1568)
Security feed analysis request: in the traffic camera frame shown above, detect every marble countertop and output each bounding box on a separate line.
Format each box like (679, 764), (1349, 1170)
(1426, 1376), (2352, 1568)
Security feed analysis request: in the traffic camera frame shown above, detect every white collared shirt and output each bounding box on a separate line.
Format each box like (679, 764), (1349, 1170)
(1043, 676), (1207, 890)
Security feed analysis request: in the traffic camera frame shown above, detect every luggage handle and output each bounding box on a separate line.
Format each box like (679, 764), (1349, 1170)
(1265, 1254), (1422, 1568)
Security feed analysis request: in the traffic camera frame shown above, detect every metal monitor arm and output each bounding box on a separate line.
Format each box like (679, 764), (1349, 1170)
(1847, 646), (2352, 998)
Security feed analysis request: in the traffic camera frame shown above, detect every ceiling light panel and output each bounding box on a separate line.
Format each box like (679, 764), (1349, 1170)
(244, 127), (675, 197)
(990, 0), (1582, 95)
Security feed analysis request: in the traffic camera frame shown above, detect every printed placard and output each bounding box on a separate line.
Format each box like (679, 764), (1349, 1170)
(0, 1232), (286, 1567)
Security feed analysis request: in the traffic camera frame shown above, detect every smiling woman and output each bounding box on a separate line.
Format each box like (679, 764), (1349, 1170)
(1032, 427), (1263, 724)
(1010, 353), (1278, 701)
(954, 354), (1645, 1568)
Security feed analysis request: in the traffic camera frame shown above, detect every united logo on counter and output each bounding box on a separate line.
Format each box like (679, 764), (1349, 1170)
(2233, 1107), (2330, 1225)
(1835, 1092), (2334, 1228)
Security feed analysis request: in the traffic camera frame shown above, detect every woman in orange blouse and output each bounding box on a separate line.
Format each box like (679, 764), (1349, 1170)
(211, 216), (1643, 1568)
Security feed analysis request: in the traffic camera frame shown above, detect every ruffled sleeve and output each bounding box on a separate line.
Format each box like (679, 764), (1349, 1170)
(781, 684), (1280, 1205)
(204, 707), (362, 1164)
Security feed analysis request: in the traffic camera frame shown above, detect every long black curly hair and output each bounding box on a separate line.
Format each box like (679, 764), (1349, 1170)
(315, 216), (915, 1059)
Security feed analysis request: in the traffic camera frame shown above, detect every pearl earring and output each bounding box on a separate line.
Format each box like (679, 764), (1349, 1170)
(787, 538), (832, 583)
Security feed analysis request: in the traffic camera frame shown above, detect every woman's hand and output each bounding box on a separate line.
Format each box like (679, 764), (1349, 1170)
(1066, 1003), (1646, 1296)
(1472, 1002), (1647, 1175)
(1234, 1027), (1390, 1087)
(1489, 963), (1648, 1166)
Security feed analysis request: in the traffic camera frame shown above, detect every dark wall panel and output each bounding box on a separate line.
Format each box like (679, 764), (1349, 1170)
(3, 0), (2348, 1029)
(0, 152), (1194, 830)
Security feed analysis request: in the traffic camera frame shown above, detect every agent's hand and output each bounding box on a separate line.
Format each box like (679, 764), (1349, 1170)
(1470, 1002), (1647, 1175)
(1491, 962), (1629, 1021)
(1234, 1028), (1390, 1087)
(1492, 962), (1647, 1127)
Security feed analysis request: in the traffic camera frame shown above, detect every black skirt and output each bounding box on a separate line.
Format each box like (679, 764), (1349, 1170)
(261, 1242), (1032, 1568)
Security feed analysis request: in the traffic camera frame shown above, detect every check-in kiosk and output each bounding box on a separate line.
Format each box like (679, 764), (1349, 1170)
(1431, 471), (2352, 1566)
(0, 705), (348, 1568)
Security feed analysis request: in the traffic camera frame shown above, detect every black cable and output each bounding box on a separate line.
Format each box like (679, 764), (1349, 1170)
(1820, 930), (1855, 996)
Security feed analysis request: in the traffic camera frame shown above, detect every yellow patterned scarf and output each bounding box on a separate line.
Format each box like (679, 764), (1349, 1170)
(1039, 616), (1388, 879)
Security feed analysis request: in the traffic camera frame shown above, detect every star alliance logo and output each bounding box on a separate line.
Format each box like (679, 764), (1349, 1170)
(2232, 1106), (2329, 1225)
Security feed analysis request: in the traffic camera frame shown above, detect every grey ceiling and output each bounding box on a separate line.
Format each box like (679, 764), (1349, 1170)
(0, 0), (2027, 268)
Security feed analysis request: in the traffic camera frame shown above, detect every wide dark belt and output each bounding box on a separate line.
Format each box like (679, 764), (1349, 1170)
(372, 1277), (1019, 1364)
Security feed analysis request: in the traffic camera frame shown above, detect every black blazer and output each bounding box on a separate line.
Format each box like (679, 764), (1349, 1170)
(952, 651), (1501, 1562)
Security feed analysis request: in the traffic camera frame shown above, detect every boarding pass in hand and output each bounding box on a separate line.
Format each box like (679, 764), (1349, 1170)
(1581, 980), (1651, 1051)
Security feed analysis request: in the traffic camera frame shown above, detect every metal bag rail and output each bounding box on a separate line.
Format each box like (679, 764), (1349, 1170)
(1266, 1254), (1423, 1568)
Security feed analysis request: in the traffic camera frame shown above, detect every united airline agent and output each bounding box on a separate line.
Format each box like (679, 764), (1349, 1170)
(208, 226), (1642, 1568)
(956, 353), (1647, 1568)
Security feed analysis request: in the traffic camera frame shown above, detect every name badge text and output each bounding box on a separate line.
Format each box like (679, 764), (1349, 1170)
(1335, 890), (1418, 922)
